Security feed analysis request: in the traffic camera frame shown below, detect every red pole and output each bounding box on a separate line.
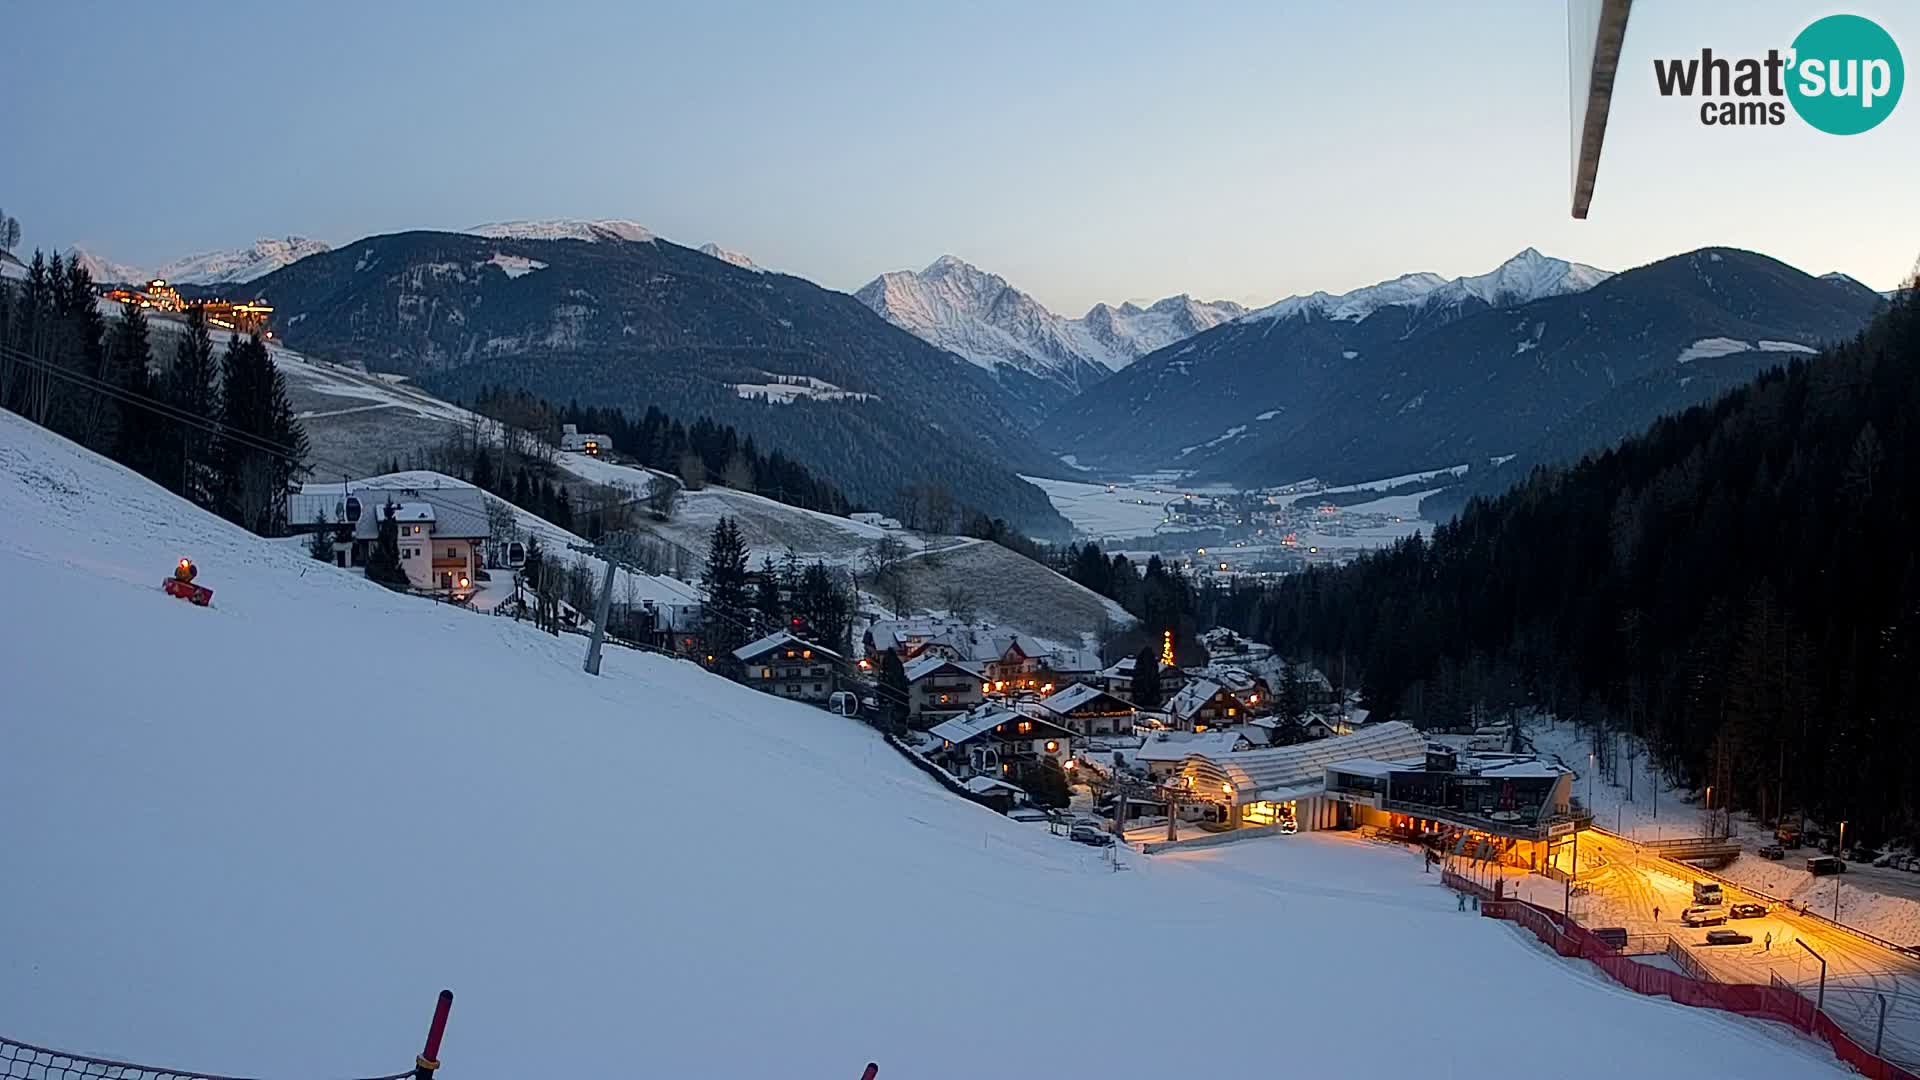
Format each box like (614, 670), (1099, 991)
(415, 990), (453, 1080)
(861, 1065), (879, 1080)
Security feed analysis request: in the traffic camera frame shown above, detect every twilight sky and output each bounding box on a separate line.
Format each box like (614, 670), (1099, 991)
(3, 0), (1915, 312)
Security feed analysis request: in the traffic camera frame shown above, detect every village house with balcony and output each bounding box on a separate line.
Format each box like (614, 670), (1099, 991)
(1034, 683), (1135, 737)
(904, 655), (986, 723)
(734, 631), (842, 704)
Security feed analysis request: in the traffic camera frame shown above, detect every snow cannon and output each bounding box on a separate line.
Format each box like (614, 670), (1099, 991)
(162, 558), (214, 606)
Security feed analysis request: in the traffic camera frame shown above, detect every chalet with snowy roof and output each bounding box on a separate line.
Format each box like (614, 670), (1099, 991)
(1197, 665), (1271, 711)
(306, 487), (491, 597)
(1034, 683), (1134, 737)
(734, 632), (843, 704)
(1134, 729), (1253, 779)
(961, 775), (1027, 813)
(928, 706), (1073, 782)
(903, 655), (986, 722)
(982, 635), (1043, 683)
(558, 423), (611, 456)
(1167, 679), (1243, 731)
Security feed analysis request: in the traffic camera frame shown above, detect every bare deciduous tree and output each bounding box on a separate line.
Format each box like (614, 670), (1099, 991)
(939, 584), (976, 623)
(647, 479), (683, 521)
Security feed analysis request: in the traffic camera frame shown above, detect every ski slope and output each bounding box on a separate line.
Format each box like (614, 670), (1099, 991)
(0, 412), (1851, 1080)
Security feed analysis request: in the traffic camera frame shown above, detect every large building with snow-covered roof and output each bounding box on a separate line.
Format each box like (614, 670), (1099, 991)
(1166, 721), (1428, 832)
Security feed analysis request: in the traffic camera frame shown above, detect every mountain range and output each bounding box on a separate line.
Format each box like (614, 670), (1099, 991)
(68, 237), (331, 287)
(245, 229), (1072, 536)
(1047, 247), (1883, 487)
(855, 255), (1244, 416)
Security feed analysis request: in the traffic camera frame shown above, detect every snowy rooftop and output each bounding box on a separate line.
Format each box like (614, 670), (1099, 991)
(732, 631), (842, 663)
(1200, 722), (1428, 800)
(1168, 679), (1227, 721)
(1325, 757), (1413, 779)
(1136, 730), (1250, 762)
(928, 708), (1068, 747)
(903, 654), (981, 683)
(962, 776), (1025, 796)
(1036, 682), (1128, 715)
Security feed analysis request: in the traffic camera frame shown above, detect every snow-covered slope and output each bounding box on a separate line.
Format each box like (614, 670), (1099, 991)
(466, 219), (657, 243)
(0, 412), (1856, 1080)
(854, 255), (1243, 391)
(1244, 248), (1610, 323)
(698, 242), (762, 272)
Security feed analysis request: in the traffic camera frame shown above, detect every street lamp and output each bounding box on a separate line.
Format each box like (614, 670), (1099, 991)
(1705, 785), (1714, 837)
(1834, 820), (1848, 922)
(1796, 939), (1827, 1028)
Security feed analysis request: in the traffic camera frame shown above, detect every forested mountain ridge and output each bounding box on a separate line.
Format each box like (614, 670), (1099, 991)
(248, 230), (1070, 536)
(1242, 281), (1920, 845)
(1050, 248), (1883, 488)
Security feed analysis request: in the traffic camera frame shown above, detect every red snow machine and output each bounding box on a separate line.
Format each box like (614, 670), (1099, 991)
(162, 558), (213, 606)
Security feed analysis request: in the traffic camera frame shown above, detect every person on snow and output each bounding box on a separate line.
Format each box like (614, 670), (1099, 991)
(174, 558), (198, 583)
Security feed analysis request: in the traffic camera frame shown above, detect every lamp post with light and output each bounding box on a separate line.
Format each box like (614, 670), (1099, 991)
(1834, 820), (1848, 922)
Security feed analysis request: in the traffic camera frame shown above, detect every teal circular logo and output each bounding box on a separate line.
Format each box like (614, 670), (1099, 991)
(1788, 14), (1903, 134)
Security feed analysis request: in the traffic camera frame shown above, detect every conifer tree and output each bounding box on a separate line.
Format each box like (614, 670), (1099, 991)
(878, 647), (911, 734)
(1131, 644), (1163, 710)
(108, 300), (157, 477)
(701, 515), (752, 661)
(309, 513), (336, 561)
(364, 503), (408, 588)
(754, 554), (783, 632)
(162, 306), (220, 504)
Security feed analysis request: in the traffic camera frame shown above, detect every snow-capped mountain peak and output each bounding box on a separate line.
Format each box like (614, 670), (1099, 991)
(855, 257), (1245, 398)
(466, 219), (656, 244)
(1246, 272), (1449, 323)
(65, 237), (331, 287)
(65, 247), (151, 285)
(1423, 247), (1612, 310)
(157, 236), (330, 285)
(698, 243), (763, 272)
(1244, 250), (1610, 325)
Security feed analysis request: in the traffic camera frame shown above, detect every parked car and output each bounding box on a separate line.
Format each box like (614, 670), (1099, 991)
(1758, 844), (1786, 860)
(1681, 906), (1727, 927)
(1069, 823), (1115, 846)
(1704, 929), (1753, 946)
(1592, 926), (1629, 950)
(1692, 881), (1723, 906)
(1807, 855), (1847, 876)
(1729, 902), (1768, 919)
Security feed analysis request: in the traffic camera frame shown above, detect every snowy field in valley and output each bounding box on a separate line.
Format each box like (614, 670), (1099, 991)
(1021, 474), (1183, 539)
(0, 412), (1855, 1080)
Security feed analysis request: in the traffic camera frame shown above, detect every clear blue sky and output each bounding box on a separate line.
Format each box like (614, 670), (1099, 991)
(4, 0), (1914, 312)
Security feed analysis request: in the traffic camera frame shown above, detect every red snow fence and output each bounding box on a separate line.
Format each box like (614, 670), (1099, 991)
(2, 990), (453, 1080)
(1471, 894), (1918, 1080)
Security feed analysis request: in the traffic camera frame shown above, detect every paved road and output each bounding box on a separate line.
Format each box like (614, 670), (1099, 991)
(1560, 831), (1920, 1070)
(1849, 862), (1920, 906)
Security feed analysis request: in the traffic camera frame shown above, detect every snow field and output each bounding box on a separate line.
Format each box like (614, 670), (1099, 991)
(0, 413), (1852, 1079)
